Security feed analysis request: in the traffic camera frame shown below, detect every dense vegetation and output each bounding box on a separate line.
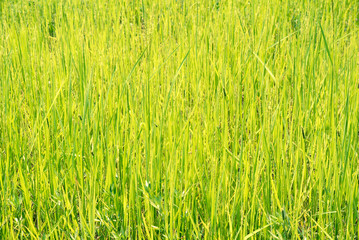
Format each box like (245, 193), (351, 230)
(0, 0), (358, 239)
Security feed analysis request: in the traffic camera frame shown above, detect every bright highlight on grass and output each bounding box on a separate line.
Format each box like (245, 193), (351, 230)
(0, 0), (359, 239)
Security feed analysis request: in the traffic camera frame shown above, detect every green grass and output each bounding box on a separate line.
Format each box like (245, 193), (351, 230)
(0, 0), (359, 239)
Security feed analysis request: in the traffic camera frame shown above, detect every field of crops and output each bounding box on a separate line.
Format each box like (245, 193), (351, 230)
(0, 0), (359, 239)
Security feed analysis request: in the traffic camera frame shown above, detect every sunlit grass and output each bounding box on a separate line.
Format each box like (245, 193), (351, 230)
(0, 0), (359, 239)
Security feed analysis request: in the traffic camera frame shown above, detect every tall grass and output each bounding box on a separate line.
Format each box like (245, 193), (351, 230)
(0, 0), (358, 239)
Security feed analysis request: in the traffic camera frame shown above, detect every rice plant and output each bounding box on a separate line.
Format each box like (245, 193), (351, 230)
(0, 0), (358, 239)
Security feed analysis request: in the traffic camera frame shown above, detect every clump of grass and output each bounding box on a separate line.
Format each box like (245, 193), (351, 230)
(0, 0), (358, 239)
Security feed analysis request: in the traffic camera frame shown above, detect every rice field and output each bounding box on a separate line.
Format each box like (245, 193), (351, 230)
(0, 0), (359, 239)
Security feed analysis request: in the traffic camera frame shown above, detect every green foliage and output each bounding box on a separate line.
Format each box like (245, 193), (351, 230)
(0, 0), (358, 239)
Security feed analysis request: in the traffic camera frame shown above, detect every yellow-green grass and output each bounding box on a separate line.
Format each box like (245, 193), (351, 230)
(0, 0), (358, 239)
